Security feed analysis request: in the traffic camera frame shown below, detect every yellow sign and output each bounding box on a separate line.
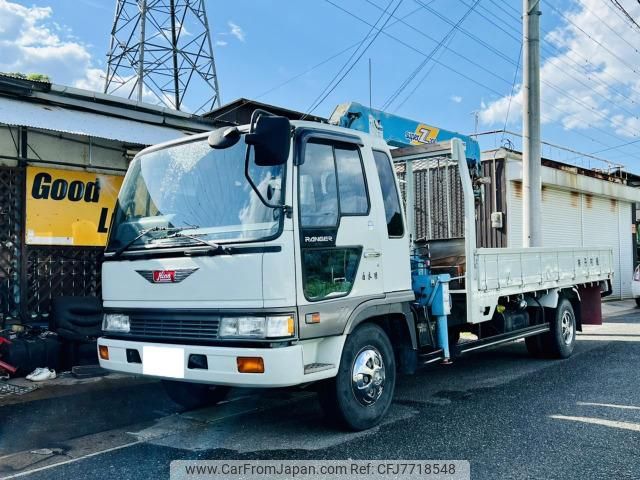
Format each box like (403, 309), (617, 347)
(26, 166), (124, 246)
(406, 123), (440, 146)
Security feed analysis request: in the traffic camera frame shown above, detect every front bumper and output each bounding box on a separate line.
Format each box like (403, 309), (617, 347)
(97, 336), (343, 388)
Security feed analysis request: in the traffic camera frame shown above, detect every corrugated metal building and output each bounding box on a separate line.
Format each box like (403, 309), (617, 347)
(0, 74), (215, 324)
(480, 148), (640, 299)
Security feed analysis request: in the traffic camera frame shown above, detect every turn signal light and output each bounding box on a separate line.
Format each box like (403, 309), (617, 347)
(305, 312), (321, 324)
(237, 356), (264, 373)
(99, 345), (109, 360)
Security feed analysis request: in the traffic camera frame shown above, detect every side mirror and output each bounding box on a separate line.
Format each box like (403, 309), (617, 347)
(208, 126), (240, 149)
(245, 114), (291, 166)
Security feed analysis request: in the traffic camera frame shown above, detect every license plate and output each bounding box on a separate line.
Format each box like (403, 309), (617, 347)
(142, 346), (185, 378)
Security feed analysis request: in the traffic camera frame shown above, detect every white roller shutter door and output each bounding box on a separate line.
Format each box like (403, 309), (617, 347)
(506, 180), (631, 298)
(581, 196), (623, 298)
(507, 182), (581, 248)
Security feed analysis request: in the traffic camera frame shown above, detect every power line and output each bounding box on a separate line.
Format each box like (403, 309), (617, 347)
(414, 0), (517, 66)
(211, 3), (431, 123)
(327, 0), (640, 160)
(303, 0), (404, 117)
(416, 0), (640, 140)
(304, 0), (395, 116)
(609, 0), (640, 31)
(581, 1), (640, 53)
(603, 0), (640, 31)
(392, 33), (455, 112)
(457, 0), (640, 142)
(487, 0), (640, 113)
(324, 0), (508, 98)
(361, 0), (517, 92)
(489, 0), (640, 99)
(382, 0), (482, 110)
(501, 43), (523, 145)
(542, 0), (640, 77)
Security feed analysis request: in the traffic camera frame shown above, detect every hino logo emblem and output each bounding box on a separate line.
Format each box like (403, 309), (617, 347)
(136, 268), (198, 283)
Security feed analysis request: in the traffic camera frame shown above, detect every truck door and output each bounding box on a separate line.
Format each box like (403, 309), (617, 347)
(371, 149), (411, 293)
(295, 132), (384, 339)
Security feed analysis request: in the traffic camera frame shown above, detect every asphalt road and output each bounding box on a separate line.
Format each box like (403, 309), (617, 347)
(2, 300), (640, 480)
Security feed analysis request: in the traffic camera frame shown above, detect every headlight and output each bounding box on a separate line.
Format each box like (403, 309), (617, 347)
(219, 315), (294, 339)
(266, 315), (295, 337)
(102, 313), (130, 333)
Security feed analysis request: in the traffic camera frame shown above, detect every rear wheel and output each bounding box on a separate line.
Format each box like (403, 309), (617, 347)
(538, 298), (576, 359)
(317, 323), (396, 431)
(161, 380), (230, 410)
(635, 298), (640, 308)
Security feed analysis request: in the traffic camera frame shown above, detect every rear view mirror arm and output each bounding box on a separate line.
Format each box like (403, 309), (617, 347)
(244, 146), (292, 217)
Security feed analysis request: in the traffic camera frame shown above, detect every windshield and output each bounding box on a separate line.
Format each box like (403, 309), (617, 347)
(107, 136), (286, 252)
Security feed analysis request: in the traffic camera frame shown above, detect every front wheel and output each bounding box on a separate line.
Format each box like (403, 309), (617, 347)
(317, 323), (396, 431)
(161, 380), (230, 410)
(635, 298), (640, 308)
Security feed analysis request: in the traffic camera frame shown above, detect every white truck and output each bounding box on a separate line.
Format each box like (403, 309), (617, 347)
(98, 104), (613, 430)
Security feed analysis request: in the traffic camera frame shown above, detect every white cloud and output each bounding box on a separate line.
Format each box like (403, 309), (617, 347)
(228, 21), (245, 42)
(215, 39), (228, 47)
(0, 0), (93, 86)
(479, 0), (640, 139)
(73, 67), (104, 91)
(450, 95), (462, 104)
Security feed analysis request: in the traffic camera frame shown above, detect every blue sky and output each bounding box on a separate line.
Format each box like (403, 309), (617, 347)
(2, 0), (640, 172)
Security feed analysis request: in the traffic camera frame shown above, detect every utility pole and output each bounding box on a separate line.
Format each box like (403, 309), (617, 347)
(522, 0), (542, 247)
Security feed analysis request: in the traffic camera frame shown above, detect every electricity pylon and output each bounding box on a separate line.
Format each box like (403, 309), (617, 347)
(104, 0), (222, 112)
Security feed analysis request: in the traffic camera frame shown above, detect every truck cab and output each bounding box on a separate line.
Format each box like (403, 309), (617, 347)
(98, 114), (415, 428)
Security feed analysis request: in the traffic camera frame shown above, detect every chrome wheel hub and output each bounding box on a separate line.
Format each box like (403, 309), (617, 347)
(561, 310), (574, 345)
(351, 347), (385, 406)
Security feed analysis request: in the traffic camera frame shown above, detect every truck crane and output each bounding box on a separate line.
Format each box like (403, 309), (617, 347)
(97, 104), (613, 430)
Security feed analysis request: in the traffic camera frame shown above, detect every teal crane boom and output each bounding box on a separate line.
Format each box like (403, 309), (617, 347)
(328, 101), (481, 166)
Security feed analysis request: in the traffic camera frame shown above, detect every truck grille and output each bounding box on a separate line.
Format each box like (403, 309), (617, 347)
(128, 312), (220, 341)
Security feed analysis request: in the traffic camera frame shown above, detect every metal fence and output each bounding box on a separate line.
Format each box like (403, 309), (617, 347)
(0, 165), (102, 324)
(394, 156), (465, 241)
(0, 166), (23, 320)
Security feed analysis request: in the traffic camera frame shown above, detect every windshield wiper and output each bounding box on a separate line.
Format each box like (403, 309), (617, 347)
(170, 231), (231, 255)
(109, 226), (183, 258)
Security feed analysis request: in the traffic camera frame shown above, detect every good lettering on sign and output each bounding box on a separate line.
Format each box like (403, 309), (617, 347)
(30, 172), (110, 233)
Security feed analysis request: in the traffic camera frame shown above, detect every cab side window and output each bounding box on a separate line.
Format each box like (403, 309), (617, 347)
(299, 142), (369, 226)
(299, 142), (338, 227)
(372, 150), (404, 237)
(335, 145), (368, 215)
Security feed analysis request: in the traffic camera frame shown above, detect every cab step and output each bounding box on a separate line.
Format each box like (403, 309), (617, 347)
(304, 363), (334, 374)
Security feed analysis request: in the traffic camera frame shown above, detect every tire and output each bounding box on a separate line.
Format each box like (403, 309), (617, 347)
(635, 298), (640, 308)
(161, 380), (230, 410)
(539, 298), (577, 359)
(317, 323), (396, 431)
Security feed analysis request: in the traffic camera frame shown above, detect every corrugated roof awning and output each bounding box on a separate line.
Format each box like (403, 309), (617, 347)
(0, 96), (189, 145)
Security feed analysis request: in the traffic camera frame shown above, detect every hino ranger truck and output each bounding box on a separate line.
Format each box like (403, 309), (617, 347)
(98, 102), (613, 430)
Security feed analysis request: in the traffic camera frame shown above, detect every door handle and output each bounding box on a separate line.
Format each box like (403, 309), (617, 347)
(364, 250), (382, 258)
